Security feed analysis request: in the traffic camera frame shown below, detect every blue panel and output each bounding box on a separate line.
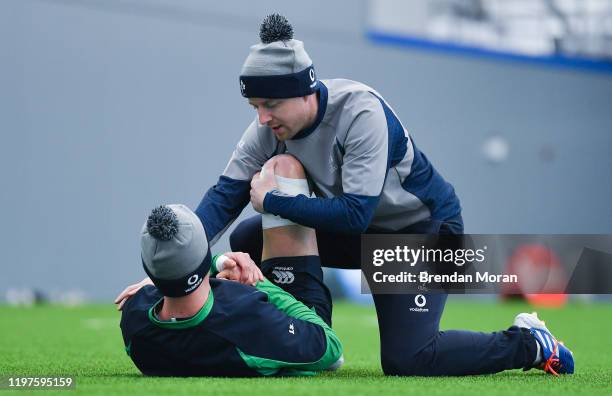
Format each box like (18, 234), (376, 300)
(401, 139), (461, 221)
(367, 30), (612, 75)
(370, 93), (408, 168)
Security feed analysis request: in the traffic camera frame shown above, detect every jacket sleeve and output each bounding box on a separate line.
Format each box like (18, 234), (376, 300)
(195, 119), (278, 245)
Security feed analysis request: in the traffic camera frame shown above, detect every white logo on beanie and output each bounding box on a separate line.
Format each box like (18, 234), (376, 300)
(240, 79), (246, 95)
(184, 274), (203, 293)
(309, 68), (315, 82)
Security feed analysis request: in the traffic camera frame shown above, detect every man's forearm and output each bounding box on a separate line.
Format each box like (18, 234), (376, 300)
(263, 191), (379, 234)
(195, 175), (250, 245)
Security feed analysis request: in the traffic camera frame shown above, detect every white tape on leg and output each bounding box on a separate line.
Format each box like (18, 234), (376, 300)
(261, 176), (313, 230)
(275, 176), (311, 197)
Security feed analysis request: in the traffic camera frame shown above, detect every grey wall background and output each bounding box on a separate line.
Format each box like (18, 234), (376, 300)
(1, 0), (611, 301)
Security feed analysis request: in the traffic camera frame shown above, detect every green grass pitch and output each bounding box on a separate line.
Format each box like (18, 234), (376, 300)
(1, 300), (611, 395)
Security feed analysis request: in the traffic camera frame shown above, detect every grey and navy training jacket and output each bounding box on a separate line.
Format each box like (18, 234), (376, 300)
(196, 79), (461, 245)
(120, 277), (342, 377)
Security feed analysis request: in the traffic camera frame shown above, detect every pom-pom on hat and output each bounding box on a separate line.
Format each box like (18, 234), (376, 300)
(140, 205), (211, 297)
(239, 14), (318, 99)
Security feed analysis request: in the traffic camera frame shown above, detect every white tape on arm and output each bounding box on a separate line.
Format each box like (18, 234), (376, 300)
(261, 176), (313, 230)
(215, 254), (230, 273)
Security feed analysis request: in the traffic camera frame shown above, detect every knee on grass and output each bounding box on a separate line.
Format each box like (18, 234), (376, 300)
(381, 350), (434, 376)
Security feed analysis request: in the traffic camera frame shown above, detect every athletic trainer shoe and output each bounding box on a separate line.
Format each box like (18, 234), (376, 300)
(514, 312), (574, 376)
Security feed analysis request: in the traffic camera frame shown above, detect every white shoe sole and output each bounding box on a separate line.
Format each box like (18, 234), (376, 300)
(514, 312), (550, 333)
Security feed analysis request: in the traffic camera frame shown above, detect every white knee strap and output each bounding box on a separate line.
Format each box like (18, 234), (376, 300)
(261, 175), (313, 230)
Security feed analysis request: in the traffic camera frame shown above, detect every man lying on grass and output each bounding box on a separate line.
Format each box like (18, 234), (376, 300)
(115, 202), (342, 376)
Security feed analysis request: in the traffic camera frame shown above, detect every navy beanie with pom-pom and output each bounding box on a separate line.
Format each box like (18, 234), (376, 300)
(239, 14), (318, 99)
(140, 204), (211, 297)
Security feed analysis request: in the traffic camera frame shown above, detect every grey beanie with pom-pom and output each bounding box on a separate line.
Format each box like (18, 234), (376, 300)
(140, 204), (211, 297)
(239, 14), (318, 99)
